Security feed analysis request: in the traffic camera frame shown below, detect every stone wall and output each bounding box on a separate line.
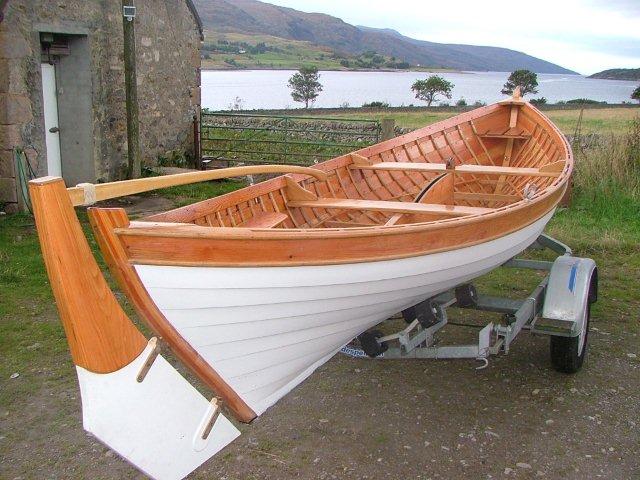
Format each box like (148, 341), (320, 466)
(0, 0), (201, 213)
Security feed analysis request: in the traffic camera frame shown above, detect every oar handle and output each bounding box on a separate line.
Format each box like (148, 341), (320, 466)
(61, 165), (327, 207)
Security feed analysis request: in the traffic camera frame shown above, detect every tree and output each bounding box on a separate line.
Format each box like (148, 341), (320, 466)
(288, 66), (323, 108)
(411, 75), (454, 107)
(632, 85), (640, 103)
(501, 69), (539, 96)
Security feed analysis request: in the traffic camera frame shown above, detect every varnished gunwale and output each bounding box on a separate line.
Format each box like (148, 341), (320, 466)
(112, 184), (565, 267)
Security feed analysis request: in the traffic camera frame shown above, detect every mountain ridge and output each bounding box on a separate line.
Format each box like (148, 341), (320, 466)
(588, 68), (640, 81)
(192, 0), (577, 74)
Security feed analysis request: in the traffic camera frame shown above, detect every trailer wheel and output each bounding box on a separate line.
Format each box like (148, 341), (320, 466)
(358, 330), (388, 358)
(550, 301), (591, 374)
(455, 284), (478, 308)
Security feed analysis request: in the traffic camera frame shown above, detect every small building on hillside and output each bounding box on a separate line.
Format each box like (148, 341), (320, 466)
(0, 0), (203, 213)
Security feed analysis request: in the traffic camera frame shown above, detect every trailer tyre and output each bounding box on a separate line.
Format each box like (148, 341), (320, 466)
(550, 302), (591, 374)
(455, 284), (478, 308)
(358, 330), (388, 358)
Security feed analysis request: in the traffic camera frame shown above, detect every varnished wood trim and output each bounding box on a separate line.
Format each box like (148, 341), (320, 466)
(284, 176), (318, 201)
(28, 177), (147, 373)
(108, 184), (564, 268)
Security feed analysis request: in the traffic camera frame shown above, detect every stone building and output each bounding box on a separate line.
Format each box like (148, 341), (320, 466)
(0, 0), (202, 213)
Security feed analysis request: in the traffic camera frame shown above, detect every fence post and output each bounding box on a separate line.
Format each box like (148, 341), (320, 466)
(381, 118), (395, 141)
(193, 114), (202, 170)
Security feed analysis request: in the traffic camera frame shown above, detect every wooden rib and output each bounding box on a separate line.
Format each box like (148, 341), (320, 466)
(258, 195), (269, 213)
(278, 188), (303, 228)
(88, 207), (257, 423)
(334, 168), (378, 223)
(287, 198), (491, 217)
(469, 120), (495, 165)
(225, 207), (237, 227)
(514, 126), (544, 166)
(382, 149), (419, 197)
(400, 143), (429, 186)
(268, 191), (294, 229)
(296, 180), (321, 227)
(28, 177), (147, 373)
(215, 211), (226, 227)
(346, 167), (386, 224)
(456, 125), (480, 165)
(441, 129), (486, 201)
(236, 203), (247, 223)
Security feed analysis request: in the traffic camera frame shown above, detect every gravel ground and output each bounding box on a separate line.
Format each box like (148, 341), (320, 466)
(1, 312), (638, 480)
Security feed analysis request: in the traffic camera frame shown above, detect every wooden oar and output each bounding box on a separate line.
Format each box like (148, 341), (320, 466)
(66, 165), (328, 207)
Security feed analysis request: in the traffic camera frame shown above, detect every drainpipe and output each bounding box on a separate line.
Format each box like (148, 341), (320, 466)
(122, 0), (141, 179)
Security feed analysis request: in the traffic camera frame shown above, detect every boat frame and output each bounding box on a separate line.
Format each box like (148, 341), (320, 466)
(341, 234), (597, 374)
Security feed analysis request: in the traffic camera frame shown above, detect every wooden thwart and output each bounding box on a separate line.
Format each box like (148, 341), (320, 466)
(287, 198), (492, 217)
(478, 127), (531, 139)
(238, 212), (288, 229)
(350, 161), (564, 178)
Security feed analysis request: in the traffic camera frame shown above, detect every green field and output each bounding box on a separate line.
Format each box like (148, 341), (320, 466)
(319, 107), (640, 135)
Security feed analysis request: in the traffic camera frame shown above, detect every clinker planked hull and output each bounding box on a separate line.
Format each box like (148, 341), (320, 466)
(135, 211), (553, 415)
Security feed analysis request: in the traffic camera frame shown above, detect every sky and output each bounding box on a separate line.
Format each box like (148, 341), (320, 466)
(263, 0), (640, 75)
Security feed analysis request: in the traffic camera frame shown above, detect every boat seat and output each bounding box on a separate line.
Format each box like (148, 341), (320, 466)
(238, 212), (288, 228)
(349, 160), (564, 178)
(477, 127), (531, 139)
(287, 198), (492, 217)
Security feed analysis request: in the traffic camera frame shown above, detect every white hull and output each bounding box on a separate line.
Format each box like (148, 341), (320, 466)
(136, 211), (554, 415)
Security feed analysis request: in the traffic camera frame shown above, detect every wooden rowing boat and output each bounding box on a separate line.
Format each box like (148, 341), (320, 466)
(29, 91), (572, 479)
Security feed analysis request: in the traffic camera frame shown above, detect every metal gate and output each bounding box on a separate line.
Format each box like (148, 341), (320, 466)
(200, 112), (381, 166)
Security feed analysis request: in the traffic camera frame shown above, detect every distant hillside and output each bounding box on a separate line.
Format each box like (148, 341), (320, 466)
(192, 0), (576, 74)
(201, 31), (422, 71)
(588, 68), (640, 81)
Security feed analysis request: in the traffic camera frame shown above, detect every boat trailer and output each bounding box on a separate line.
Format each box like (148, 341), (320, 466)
(342, 234), (598, 374)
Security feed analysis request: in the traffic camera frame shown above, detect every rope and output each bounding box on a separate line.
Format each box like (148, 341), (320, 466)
(76, 183), (97, 206)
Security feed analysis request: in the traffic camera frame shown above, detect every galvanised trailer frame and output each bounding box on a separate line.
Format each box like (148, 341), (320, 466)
(343, 234), (598, 374)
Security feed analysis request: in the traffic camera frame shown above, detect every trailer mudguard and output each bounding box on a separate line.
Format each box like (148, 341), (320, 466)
(533, 256), (597, 337)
